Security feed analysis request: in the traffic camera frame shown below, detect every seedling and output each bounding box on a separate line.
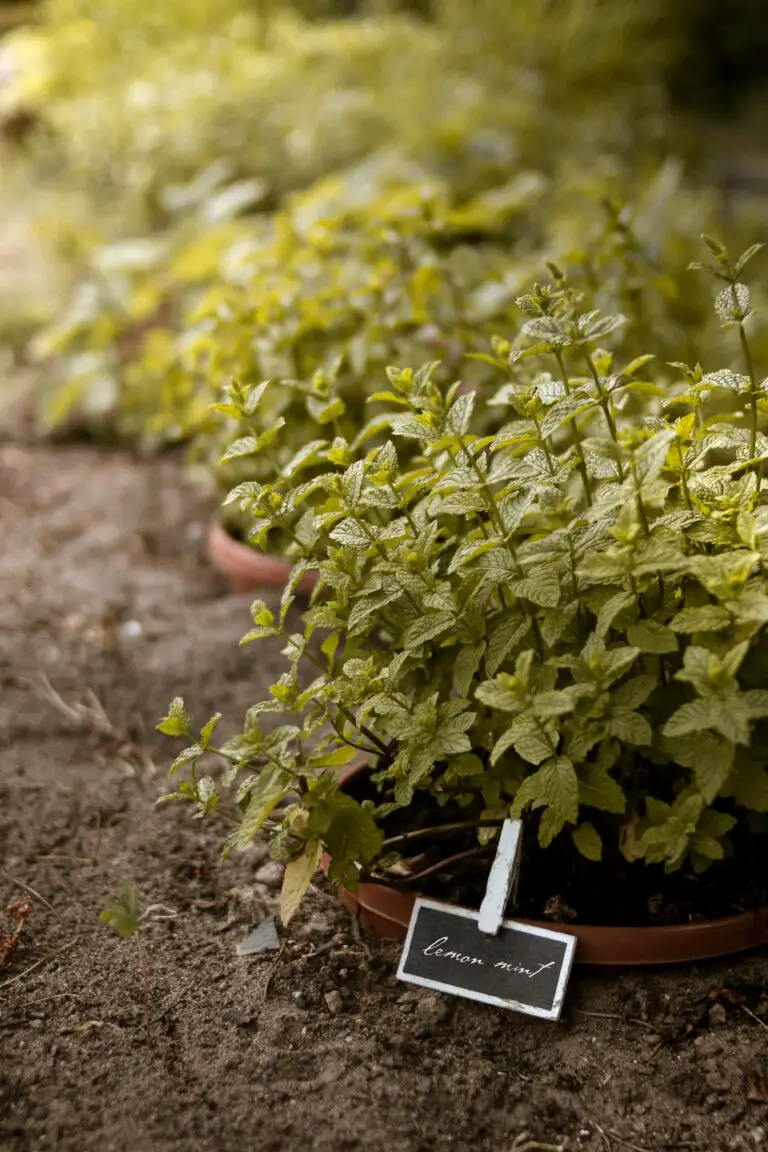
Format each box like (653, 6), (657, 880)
(100, 887), (151, 1038)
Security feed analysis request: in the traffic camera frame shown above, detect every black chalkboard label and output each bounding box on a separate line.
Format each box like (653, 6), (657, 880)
(397, 898), (575, 1020)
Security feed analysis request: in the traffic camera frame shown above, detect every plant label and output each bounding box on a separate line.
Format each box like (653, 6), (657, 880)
(397, 897), (576, 1020)
(477, 818), (522, 935)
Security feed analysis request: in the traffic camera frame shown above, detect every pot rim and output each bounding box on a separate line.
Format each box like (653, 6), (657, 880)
(332, 763), (768, 965)
(207, 517), (317, 593)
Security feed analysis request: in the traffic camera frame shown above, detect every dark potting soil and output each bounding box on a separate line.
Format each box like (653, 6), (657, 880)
(345, 769), (768, 929)
(3, 441), (768, 1152)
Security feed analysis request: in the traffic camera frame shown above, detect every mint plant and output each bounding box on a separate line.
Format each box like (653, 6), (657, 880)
(160, 239), (768, 924)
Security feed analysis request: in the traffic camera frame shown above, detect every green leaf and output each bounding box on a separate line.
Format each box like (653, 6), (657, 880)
(447, 537), (505, 574)
(612, 675), (657, 711)
(199, 713), (222, 750)
(734, 243), (764, 276)
(690, 734), (734, 803)
(509, 569), (560, 608)
(476, 676), (523, 714)
(495, 716), (553, 765)
(453, 643), (485, 698)
(329, 518), (370, 548)
(626, 620), (677, 654)
(100, 887), (140, 939)
(577, 762), (626, 813)
(596, 591), (633, 639)
(280, 840), (323, 926)
(157, 697), (190, 738)
(403, 612), (455, 650)
(512, 755), (579, 845)
(220, 419), (286, 462)
(578, 312), (625, 341)
(669, 605), (731, 633)
(723, 757), (768, 811)
(233, 766), (293, 848)
(540, 394), (595, 438)
(573, 822), (602, 862)
(485, 615), (530, 676)
(663, 699), (717, 739)
(608, 709), (652, 746)
(715, 282), (750, 325)
(319, 792), (383, 870)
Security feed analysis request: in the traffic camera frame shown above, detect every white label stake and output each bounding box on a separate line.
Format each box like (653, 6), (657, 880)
(477, 818), (522, 936)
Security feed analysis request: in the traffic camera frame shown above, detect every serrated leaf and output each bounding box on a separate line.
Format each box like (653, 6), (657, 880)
(669, 605), (731, 633)
(403, 612), (455, 650)
(691, 734), (734, 803)
(596, 591), (633, 639)
(626, 620), (677, 654)
(724, 758), (768, 811)
(715, 282), (751, 325)
(612, 675), (657, 710)
(453, 643), (485, 697)
(522, 317), (570, 346)
(577, 762), (626, 813)
(573, 822), (602, 861)
(512, 755), (578, 842)
(220, 419), (286, 462)
(579, 312), (625, 341)
(663, 698), (717, 739)
(483, 615), (530, 678)
(280, 841), (322, 926)
(200, 713), (222, 750)
(540, 394), (595, 438)
(476, 677), (522, 714)
(497, 717), (553, 765)
(447, 537), (505, 574)
(234, 767), (292, 848)
(608, 708), (652, 746)
(509, 568), (560, 608)
(157, 697), (190, 738)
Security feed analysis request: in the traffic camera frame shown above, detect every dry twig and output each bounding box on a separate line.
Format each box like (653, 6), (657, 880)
(262, 943), (287, 1003)
(512, 1134), (568, 1152)
(2, 869), (53, 911)
(0, 937), (78, 991)
(0, 895), (32, 969)
(29, 676), (154, 774)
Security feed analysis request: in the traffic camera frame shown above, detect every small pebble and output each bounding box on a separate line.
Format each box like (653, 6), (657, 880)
(324, 990), (343, 1015)
(708, 1002), (727, 1027)
(254, 861), (284, 889)
(414, 995), (448, 1026)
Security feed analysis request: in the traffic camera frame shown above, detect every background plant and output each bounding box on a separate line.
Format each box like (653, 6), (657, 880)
(4, 0), (757, 441)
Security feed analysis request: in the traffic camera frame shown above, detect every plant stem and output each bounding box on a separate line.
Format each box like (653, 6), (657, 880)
(585, 351), (624, 480)
(134, 933), (151, 1041)
(382, 818), (505, 851)
(738, 320), (761, 493)
(291, 641), (390, 756)
(381, 845), (491, 884)
(554, 350), (592, 506)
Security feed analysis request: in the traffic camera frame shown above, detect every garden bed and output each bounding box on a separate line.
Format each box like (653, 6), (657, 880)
(1, 441), (768, 1150)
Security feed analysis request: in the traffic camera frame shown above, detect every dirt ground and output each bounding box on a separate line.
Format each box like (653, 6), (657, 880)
(2, 440), (768, 1152)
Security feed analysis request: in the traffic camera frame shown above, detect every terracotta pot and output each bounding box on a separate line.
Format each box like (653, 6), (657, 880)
(329, 765), (768, 966)
(336, 879), (768, 967)
(207, 518), (317, 595)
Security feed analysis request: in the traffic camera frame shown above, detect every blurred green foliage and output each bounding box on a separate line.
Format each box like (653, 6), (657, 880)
(0, 0), (765, 466)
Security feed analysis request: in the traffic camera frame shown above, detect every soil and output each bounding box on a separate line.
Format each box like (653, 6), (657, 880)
(2, 440), (768, 1152)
